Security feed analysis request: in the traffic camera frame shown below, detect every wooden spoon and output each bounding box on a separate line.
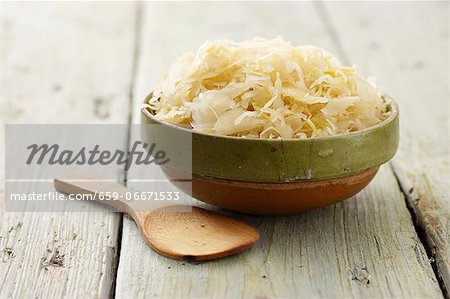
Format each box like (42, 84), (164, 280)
(54, 175), (259, 261)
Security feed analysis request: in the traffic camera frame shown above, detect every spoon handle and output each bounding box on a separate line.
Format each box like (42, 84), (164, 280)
(54, 174), (139, 217)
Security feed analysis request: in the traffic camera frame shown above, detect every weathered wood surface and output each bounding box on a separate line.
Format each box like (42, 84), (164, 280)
(1, 2), (447, 298)
(320, 1), (450, 291)
(0, 3), (135, 298)
(115, 2), (444, 298)
(118, 167), (444, 298)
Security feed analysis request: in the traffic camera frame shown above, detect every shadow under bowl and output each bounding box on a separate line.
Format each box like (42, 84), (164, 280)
(141, 96), (399, 215)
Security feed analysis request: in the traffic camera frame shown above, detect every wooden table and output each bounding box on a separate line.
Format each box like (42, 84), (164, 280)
(0, 2), (448, 298)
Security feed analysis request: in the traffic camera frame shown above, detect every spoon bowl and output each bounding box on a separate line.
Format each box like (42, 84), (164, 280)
(143, 205), (259, 260)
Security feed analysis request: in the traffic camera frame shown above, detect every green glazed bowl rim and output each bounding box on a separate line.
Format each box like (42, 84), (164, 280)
(141, 94), (399, 182)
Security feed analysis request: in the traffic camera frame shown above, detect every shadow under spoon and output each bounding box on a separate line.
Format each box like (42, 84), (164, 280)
(54, 175), (260, 261)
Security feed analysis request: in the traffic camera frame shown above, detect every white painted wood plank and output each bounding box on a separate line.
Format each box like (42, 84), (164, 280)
(0, 3), (135, 298)
(116, 2), (443, 298)
(320, 1), (450, 291)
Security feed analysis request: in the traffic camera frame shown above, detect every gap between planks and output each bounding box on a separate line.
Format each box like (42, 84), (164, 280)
(390, 163), (449, 299)
(111, 2), (144, 298)
(314, 3), (445, 294)
(0, 3), (136, 298)
(112, 4), (440, 297)
(314, 2), (449, 297)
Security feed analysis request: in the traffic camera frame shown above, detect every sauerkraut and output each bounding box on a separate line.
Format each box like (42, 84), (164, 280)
(146, 38), (390, 139)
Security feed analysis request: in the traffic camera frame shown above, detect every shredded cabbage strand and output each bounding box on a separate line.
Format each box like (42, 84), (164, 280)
(148, 38), (390, 139)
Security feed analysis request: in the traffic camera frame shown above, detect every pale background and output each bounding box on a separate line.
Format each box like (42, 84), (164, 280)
(0, 2), (448, 298)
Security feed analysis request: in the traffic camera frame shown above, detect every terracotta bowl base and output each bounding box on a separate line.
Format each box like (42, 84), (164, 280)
(162, 167), (379, 215)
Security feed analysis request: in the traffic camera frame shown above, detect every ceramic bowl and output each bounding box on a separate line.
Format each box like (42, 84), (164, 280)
(141, 96), (399, 215)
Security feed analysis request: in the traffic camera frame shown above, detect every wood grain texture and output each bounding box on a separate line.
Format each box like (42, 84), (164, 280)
(118, 167), (443, 298)
(0, 3), (135, 298)
(320, 1), (450, 291)
(54, 176), (259, 261)
(116, 2), (443, 298)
